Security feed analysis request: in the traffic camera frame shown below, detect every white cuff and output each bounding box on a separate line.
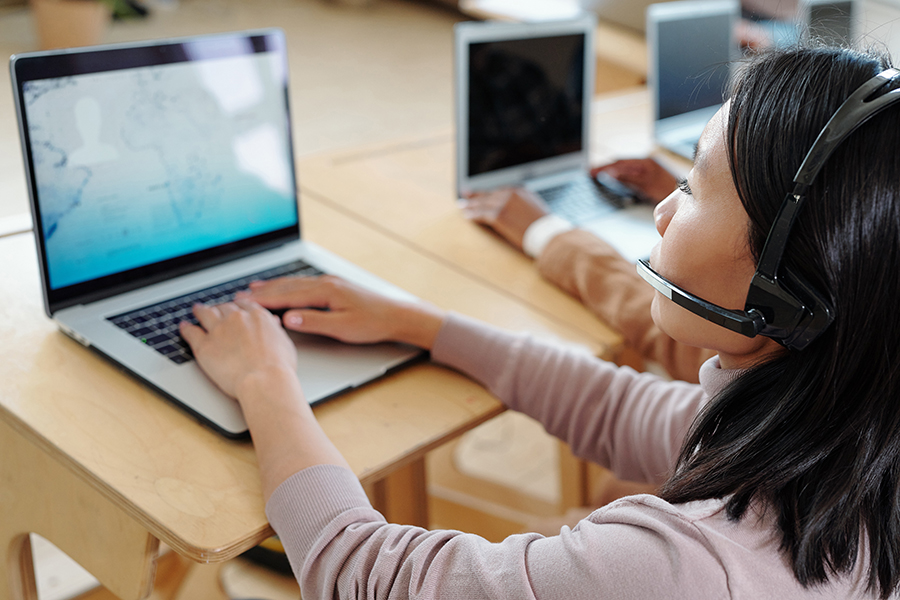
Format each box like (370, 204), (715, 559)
(522, 214), (574, 258)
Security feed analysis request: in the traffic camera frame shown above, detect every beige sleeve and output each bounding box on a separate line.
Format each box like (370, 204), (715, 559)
(535, 229), (714, 383)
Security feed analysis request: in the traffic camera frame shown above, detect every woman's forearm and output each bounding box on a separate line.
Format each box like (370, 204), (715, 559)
(237, 367), (350, 502)
(238, 303), (446, 501)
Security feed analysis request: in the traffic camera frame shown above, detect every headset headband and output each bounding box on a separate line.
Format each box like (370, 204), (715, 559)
(638, 67), (900, 350)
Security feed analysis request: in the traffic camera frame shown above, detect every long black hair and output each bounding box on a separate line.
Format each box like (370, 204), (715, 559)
(659, 47), (900, 598)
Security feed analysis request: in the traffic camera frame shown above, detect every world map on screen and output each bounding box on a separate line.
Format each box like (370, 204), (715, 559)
(24, 52), (297, 290)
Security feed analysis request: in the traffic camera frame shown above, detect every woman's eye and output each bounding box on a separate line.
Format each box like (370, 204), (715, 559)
(678, 178), (693, 196)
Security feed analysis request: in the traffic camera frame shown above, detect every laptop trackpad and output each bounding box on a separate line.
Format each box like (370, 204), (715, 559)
(287, 330), (420, 404)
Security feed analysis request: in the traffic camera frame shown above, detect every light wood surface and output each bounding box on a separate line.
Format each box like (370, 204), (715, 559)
(72, 550), (235, 600)
(0, 416), (160, 600)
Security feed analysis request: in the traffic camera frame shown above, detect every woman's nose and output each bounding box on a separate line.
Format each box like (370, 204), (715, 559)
(654, 190), (678, 237)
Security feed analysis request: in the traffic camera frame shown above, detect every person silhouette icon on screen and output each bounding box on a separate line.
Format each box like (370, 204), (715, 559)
(69, 96), (119, 167)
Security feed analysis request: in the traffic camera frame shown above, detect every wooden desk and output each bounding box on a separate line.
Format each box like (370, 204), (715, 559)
(0, 189), (616, 600)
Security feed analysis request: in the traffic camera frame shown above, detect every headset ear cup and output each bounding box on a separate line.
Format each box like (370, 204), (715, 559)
(775, 268), (835, 350)
(745, 267), (834, 351)
(745, 271), (809, 342)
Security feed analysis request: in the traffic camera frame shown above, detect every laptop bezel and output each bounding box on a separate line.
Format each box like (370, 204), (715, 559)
(9, 28), (301, 317)
(454, 16), (597, 198)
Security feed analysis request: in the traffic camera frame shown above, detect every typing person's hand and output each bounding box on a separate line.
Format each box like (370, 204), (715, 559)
(182, 292), (352, 501)
(735, 19), (774, 51)
(180, 297), (297, 399)
(592, 158), (679, 204)
(459, 187), (548, 251)
(245, 275), (446, 350)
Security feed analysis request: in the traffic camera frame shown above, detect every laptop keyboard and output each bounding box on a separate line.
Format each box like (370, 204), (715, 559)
(107, 260), (323, 365)
(537, 177), (628, 224)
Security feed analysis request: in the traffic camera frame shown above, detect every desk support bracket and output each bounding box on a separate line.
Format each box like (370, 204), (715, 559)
(0, 418), (159, 600)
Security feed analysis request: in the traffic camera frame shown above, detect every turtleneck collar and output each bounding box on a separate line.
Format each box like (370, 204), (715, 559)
(698, 355), (748, 400)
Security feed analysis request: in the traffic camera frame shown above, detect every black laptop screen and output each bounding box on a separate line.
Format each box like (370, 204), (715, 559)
(467, 33), (585, 178)
(14, 31), (299, 304)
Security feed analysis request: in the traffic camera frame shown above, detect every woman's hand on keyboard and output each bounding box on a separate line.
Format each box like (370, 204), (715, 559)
(591, 158), (679, 204)
(180, 298), (298, 400)
(182, 294), (353, 501)
(459, 187), (548, 251)
(244, 275), (446, 350)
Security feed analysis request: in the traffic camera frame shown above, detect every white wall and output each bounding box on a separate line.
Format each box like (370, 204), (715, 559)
(858, 0), (900, 58)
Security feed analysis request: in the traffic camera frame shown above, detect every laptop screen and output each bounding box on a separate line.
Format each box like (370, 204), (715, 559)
(467, 33), (585, 178)
(652, 4), (735, 120)
(12, 31), (299, 305)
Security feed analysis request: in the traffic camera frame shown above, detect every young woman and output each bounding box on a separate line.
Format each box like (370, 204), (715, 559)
(180, 46), (900, 599)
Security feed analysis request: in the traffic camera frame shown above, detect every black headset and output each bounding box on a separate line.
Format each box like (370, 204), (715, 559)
(637, 67), (900, 351)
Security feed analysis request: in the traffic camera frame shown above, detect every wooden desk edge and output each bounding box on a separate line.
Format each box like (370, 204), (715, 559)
(1, 378), (506, 564)
(0, 404), (275, 563)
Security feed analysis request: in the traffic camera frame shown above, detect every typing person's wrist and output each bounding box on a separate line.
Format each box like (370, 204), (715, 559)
(389, 302), (447, 350)
(522, 214), (574, 258)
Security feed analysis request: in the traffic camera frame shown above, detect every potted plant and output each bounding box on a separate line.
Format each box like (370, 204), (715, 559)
(30, 0), (145, 50)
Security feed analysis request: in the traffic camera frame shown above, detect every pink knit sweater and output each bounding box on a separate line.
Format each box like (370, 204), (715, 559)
(266, 314), (871, 599)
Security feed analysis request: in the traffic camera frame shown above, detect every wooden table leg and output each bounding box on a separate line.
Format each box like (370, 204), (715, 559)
(364, 458), (429, 527)
(0, 418), (159, 600)
(557, 440), (589, 510)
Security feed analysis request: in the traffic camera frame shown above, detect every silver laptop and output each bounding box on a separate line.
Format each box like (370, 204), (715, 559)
(647, 0), (740, 160)
(10, 29), (423, 438)
(454, 16), (658, 263)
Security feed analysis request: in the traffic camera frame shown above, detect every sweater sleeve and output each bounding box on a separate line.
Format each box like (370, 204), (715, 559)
(535, 229), (715, 384)
(267, 464), (547, 600)
(263, 317), (734, 600)
(430, 313), (706, 485)
(266, 467), (730, 600)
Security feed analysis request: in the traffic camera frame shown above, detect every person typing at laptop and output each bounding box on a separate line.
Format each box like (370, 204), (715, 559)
(461, 157), (714, 384)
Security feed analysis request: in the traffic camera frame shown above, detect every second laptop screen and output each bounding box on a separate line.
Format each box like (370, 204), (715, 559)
(467, 34), (585, 178)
